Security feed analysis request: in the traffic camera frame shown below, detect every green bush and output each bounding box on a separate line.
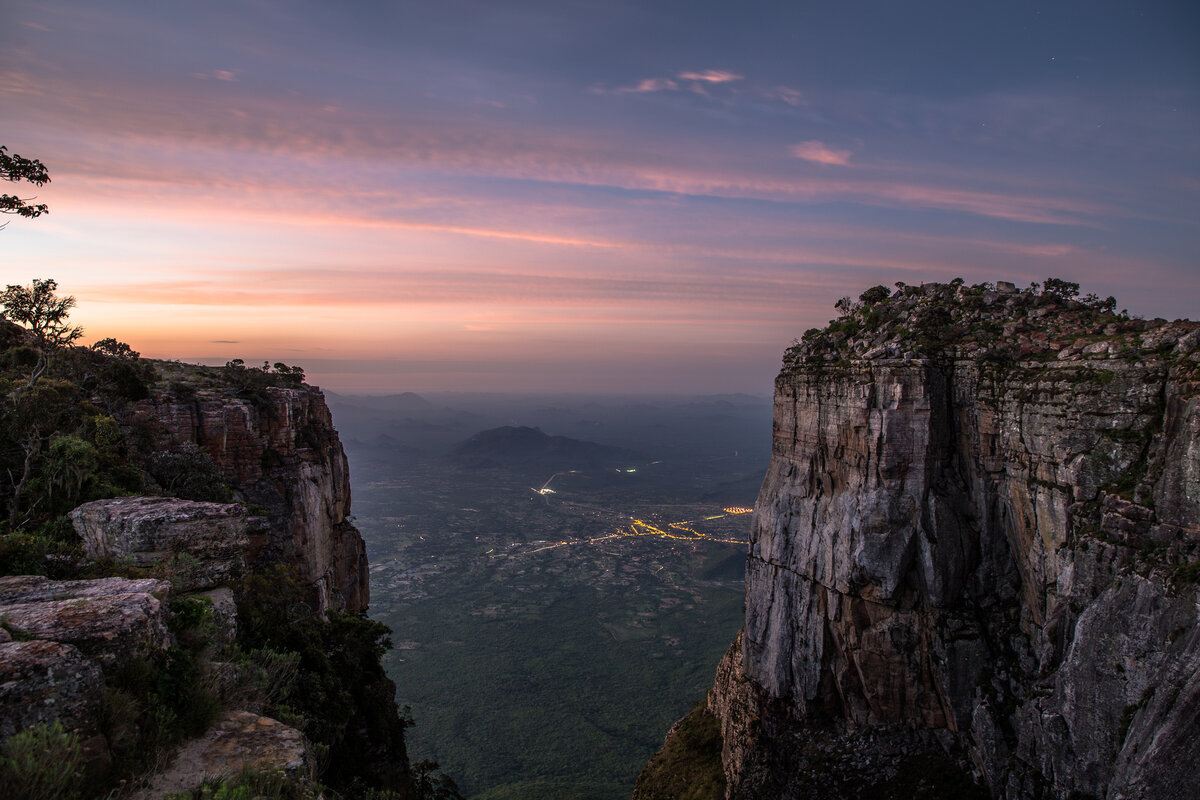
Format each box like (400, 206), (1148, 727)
(100, 594), (223, 780)
(144, 442), (232, 502)
(859, 284), (891, 304)
(235, 565), (408, 792)
(0, 720), (83, 800)
(632, 703), (724, 800)
(0, 516), (82, 577)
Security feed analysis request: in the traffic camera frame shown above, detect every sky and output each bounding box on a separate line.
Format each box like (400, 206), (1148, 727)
(2, 0), (1198, 394)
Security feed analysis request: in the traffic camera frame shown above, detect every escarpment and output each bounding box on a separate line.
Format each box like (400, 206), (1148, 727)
(121, 380), (369, 612)
(0, 361), (412, 798)
(647, 281), (1200, 800)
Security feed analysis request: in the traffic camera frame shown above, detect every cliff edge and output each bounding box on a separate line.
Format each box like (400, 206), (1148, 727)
(642, 280), (1200, 800)
(0, 353), (414, 798)
(121, 372), (369, 613)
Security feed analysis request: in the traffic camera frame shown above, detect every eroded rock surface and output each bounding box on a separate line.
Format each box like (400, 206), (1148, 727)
(698, 283), (1200, 800)
(0, 639), (103, 740)
(0, 575), (172, 763)
(71, 496), (267, 592)
(129, 710), (311, 799)
(0, 575), (170, 670)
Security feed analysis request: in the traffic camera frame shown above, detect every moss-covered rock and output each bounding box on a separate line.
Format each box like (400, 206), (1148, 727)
(632, 703), (725, 800)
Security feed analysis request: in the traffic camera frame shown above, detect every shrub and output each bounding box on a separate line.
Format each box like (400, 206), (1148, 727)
(411, 760), (466, 800)
(166, 766), (319, 800)
(0, 516), (82, 577)
(0, 720), (83, 800)
(101, 595), (223, 779)
(858, 285), (891, 305)
(235, 565), (406, 791)
(1043, 277), (1080, 302)
(145, 442), (232, 502)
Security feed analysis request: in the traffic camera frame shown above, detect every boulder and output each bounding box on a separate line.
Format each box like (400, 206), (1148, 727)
(0, 576), (170, 671)
(129, 711), (311, 799)
(0, 639), (103, 741)
(71, 496), (267, 592)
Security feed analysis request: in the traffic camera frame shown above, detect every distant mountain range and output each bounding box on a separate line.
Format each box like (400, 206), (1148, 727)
(452, 425), (640, 471)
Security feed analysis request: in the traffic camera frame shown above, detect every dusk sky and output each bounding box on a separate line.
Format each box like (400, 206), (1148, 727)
(3, 1), (1197, 394)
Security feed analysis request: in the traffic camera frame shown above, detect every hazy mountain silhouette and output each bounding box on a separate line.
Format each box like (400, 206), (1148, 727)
(452, 425), (640, 471)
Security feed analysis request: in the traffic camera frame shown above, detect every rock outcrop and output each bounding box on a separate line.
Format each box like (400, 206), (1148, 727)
(123, 384), (368, 612)
(71, 497), (267, 592)
(1, 368), (414, 798)
(673, 282), (1200, 800)
(0, 575), (171, 756)
(129, 711), (312, 800)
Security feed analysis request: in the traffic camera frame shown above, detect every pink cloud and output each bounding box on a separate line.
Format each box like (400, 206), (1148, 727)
(612, 77), (679, 93)
(677, 70), (742, 84)
(604, 69), (742, 95)
(789, 140), (853, 166)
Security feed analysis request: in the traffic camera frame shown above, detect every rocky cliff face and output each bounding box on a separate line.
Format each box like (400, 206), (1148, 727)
(123, 383), (368, 612)
(696, 282), (1200, 800)
(0, 367), (412, 797)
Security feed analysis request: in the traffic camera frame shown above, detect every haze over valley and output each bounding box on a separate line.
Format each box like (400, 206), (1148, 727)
(331, 392), (771, 798)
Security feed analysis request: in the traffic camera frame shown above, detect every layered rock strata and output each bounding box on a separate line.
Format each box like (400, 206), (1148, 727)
(123, 385), (368, 611)
(696, 283), (1200, 799)
(71, 497), (267, 592)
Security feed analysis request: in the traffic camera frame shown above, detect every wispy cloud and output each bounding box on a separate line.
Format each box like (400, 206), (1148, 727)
(11, 68), (1116, 228)
(601, 69), (742, 95)
(191, 69), (239, 82)
(766, 86), (804, 106)
(677, 70), (742, 84)
(790, 140), (853, 166)
(610, 77), (678, 94)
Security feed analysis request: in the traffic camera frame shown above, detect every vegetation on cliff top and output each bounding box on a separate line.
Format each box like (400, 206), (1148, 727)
(785, 278), (1200, 372)
(631, 703), (725, 800)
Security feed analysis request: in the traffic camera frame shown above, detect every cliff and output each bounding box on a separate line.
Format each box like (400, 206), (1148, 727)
(121, 378), (369, 612)
(0, 359), (413, 798)
(643, 281), (1200, 800)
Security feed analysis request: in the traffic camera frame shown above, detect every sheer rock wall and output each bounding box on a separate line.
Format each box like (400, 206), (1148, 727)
(708, 301), (1200, 799)
(123, 385), (368, 612)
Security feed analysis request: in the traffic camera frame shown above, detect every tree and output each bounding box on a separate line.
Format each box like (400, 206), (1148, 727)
(91, 337), (139, 361)
(1, 279), (83, 393)
(859, 285), (891, 305)
(0, 145), (50, 224)
(1042, 277), (1080, 302)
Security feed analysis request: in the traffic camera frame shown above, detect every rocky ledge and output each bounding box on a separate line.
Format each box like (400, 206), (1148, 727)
(71, 496), (268, 593)
(129, 711), (312, 800)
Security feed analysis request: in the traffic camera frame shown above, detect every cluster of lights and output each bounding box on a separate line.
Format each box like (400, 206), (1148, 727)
(522, 474), (750, 551)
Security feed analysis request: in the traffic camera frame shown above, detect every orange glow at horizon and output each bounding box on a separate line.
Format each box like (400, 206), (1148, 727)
(5, 4), (1196, 395)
